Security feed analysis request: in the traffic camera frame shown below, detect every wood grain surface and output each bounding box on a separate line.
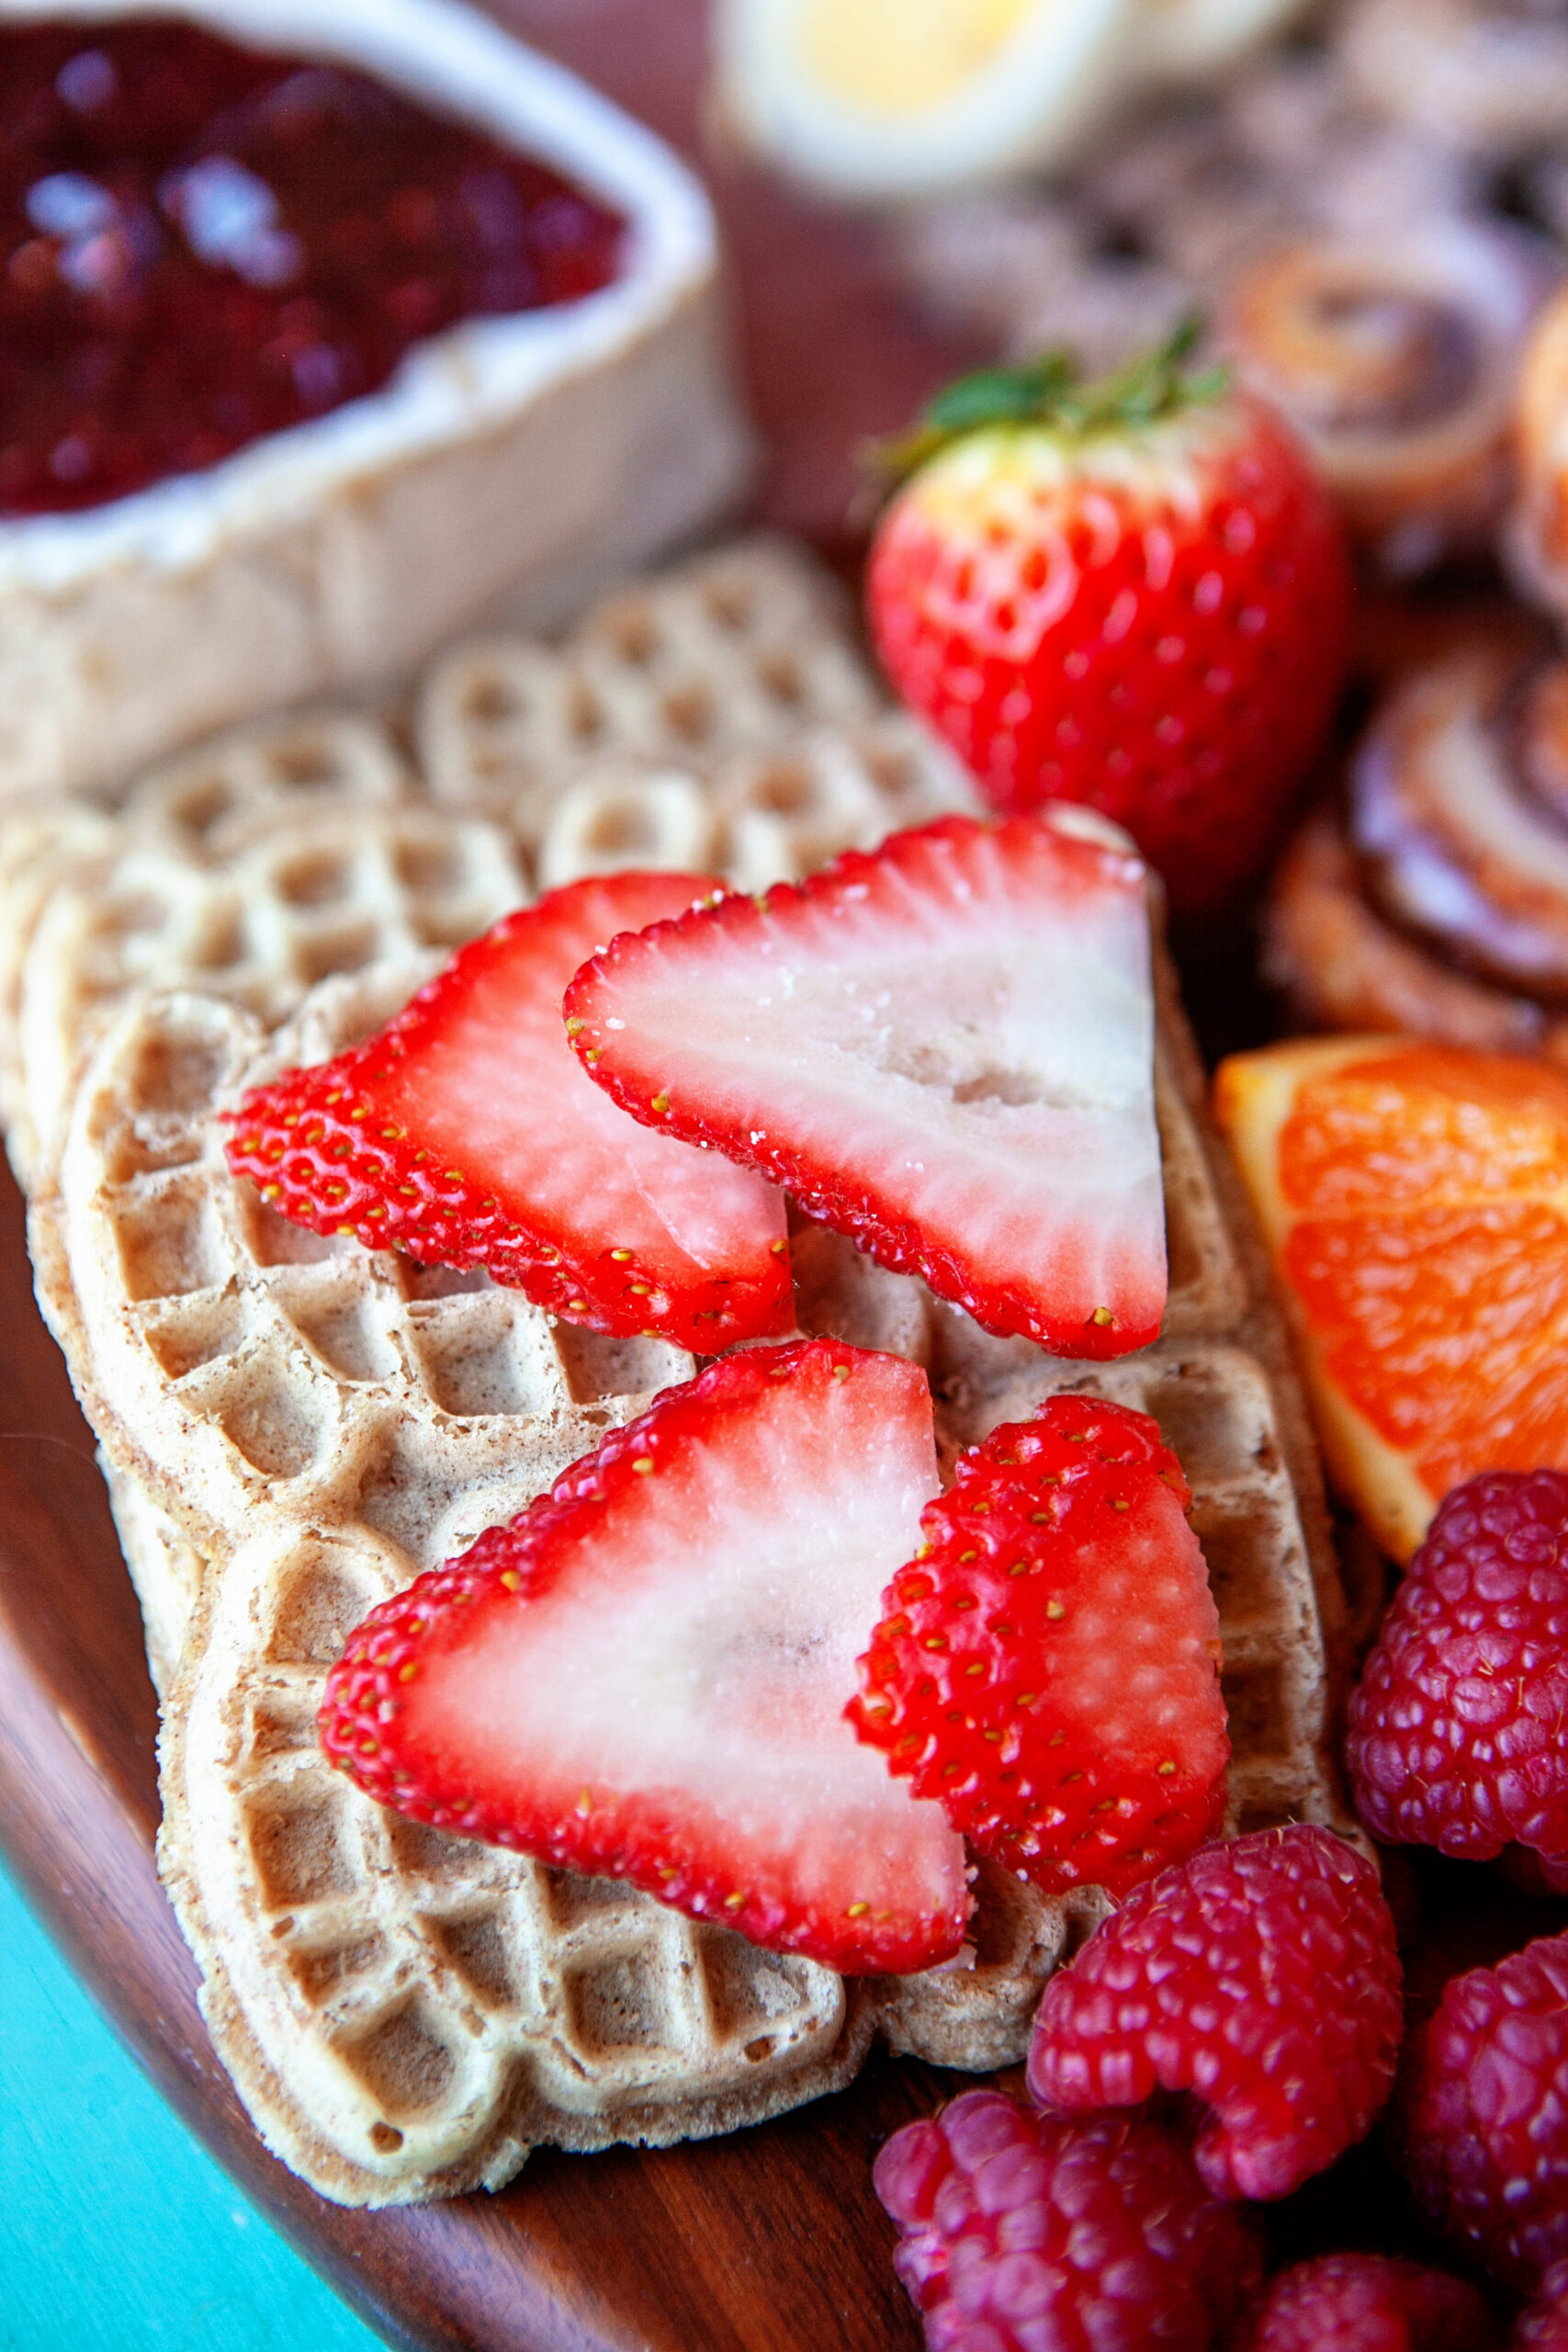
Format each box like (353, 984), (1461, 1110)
(0, 6), (976, 2348)
(8, 7), (1568, 2349)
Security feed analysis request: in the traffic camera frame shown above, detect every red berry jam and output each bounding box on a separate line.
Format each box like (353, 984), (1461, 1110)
(0, 19), (626, 515)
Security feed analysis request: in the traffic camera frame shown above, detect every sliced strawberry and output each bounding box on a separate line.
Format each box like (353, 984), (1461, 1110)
(565, 812), (1166, 1358)
(319, 1338), (970, 1975)
(224, 873), (791, 1351)
(848, 1395), (1228, 1900)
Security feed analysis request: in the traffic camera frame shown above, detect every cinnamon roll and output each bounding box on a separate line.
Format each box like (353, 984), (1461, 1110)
(1264, 806), (1554, 1053)
(1340, 0), (1568, 160)
(1507, 284), (1568, 621)
(1218, 219), (1552, 577)
(1349, 644), (1568, 998)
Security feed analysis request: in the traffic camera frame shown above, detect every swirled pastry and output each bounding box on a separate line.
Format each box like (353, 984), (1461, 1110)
(1507, 285), (1568, 621)
(1220, 220), (1551, 576)
(1264, 807), (1562, 1057)
(1349, 646), (1568, 998)
(1341, 0), (1568, 159)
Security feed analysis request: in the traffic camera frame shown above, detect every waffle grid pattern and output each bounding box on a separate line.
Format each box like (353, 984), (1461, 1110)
(14, 536), (1353, 2207)
(172, 1510), (860, 2203)
(415, 537), (889, 831)
(32, 937), (1350, 2201)
(3, 543), (978, 1191)
(17, 792), (525, 1185)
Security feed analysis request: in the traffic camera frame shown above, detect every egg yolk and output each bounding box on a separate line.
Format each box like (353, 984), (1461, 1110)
(795, 0), (1037, 115)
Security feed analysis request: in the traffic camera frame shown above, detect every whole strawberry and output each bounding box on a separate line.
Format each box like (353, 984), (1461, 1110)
(1346, 1471), (1568, 1886)
(867, 331), (1350, 915)
(1397, 1928), (1568, 2293)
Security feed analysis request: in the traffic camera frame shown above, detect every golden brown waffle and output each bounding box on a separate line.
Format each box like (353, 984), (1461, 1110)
(531, 711), (978, 895)
(415, 537), (888, 833)
(3, 542), (976, 1190)
(14, 788), (525, 1189)
(17, 538), (1352, 2204)
(0, 707), (410, 1175)
(28, 878), (1353, 2201)
(38, 967), (863, 2202)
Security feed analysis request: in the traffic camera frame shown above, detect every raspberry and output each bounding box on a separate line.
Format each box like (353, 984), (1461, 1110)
(1026, 1825), (1403, 2200)
(1346, 1472), (1568, 1878)
(1517, 2263), (1568, 2349)
(1397, 1928), (1568, 2293)
(874, 2090), (1261, 2352)
(1230, 2254), (1497, 2351)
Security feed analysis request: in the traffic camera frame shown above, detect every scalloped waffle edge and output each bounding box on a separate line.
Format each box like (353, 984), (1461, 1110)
(27, 897), (1355, 2202)
(0, 540), (980, 1197)
(13, 537), (1353, 2204)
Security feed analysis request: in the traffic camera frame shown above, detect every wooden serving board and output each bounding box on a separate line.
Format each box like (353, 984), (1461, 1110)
(0, 7), (977, 2348)
(7, 8), (1567, 2348)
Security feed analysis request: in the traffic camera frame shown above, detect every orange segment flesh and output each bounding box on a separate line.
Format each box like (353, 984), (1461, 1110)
(1214, 1036), (1568, 1560)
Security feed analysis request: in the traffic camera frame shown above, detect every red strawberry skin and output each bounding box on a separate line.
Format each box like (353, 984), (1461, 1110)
(319, 1338), (969, 1976)
(867, 393), (1349, 915)
(224, 872), (790, 1352)
(565, 813), (1167, 1360)
(847, 1394), (1228, 1899)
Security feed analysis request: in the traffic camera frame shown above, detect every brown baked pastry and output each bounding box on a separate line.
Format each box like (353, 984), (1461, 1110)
(1219, 220), (1552, 577)
(1263, 805), (1561, 1053)
(1508, 283), (1568, 620)
(1348, 644), (1568, 997)
(1263, 639), (1568, 1057)
(1341, 0), (1568, 159)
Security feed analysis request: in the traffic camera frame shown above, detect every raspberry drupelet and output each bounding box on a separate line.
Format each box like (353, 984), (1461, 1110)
(874, 2089), (1262, 2352)
(1517, 2264), (1568, 2350)
(1346, 1470), (1568, 1886)
(1397, 1928), (1568, 2293)
(1026, 1824), (1403, 2200)
(1230, 2253), (1499, 2351)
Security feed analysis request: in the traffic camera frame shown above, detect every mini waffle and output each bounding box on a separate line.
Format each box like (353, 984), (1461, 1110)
(3, 542), (973, 1186)
(415, 537), (886, 837)
(30, 876), (1353, 2200)
(14, 795), (523, 1189)
(43, 967), (863, 2203)
(531, 712), (978, 896)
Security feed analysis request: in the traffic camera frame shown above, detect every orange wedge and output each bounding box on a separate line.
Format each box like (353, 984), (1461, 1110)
(1214, 1035), (1568, 1561)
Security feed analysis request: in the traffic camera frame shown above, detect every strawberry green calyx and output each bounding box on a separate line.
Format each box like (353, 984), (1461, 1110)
(865, 319), (1350, 915)
(872, 319), (1226, 484)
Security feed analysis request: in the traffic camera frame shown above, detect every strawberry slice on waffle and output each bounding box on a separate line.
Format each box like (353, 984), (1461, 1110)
(565, 811), (1166, 1357)
(224, 872), (791, 1351)
(849, 1395), (1228, 1899)
(320, 1339), (970, 1976)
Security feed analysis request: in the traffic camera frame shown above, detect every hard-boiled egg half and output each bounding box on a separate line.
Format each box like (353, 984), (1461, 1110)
(715, 0), (1136, 199)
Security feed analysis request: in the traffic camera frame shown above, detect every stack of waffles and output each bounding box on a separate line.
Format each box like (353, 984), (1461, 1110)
(6, 537), (1358, 2206)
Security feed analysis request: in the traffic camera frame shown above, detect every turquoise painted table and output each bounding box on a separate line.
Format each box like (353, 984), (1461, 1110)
(0, 1851), (385, 2352)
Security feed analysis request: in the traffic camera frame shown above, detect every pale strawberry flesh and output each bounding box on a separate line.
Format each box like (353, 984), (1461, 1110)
(319, 1340), (970, 1975)
(225, 873), (790, 1350)
(565, 814), (1166, 1357)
